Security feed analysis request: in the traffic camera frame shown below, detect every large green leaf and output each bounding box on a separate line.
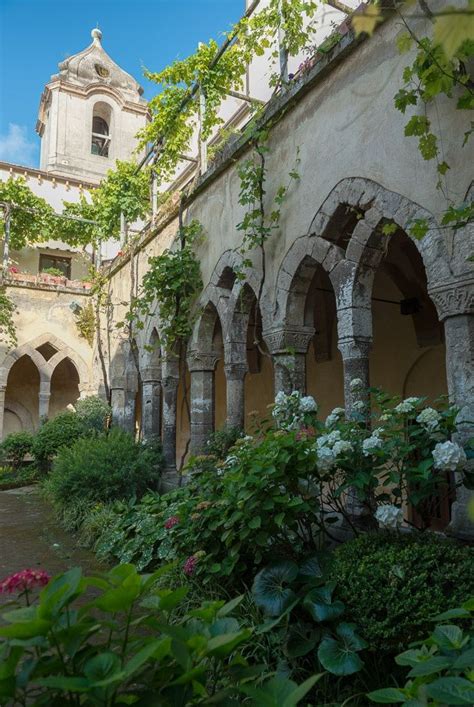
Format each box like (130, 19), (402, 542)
(240, 674), (322, 706)
(426, 677), (474, 705)
(285, 622), (320, 658)
(408, 655), (453, 677)
(206, 629), (252, 657)
(252, 561), (298, 617)
(317, 623), (366, 676)
(303, 582), (344, 623)
(367, 687), (407, 703)
(432, 624), (465, 651)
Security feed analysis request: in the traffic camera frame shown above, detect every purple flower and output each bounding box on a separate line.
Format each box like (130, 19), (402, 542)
(183, 556), (198, 576)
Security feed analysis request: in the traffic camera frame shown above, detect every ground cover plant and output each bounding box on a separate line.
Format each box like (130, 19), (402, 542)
(34, 387), (474, 703)
(0, 563), (321, 706)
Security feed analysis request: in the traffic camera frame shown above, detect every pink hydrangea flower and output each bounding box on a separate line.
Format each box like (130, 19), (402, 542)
(0, 569), (51, 594)
(296, 425), (316, 441)
(183, 555), (198, 576)
(164, 515), (180, 529)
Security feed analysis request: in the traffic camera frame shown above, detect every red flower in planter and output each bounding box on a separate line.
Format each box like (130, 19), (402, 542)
(8, 266), (20, 274)
(0, 569), (50, 594)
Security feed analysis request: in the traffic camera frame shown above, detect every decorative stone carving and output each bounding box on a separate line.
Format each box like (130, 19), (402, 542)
(187, 351), (220, 372)
(263, 326), (315, 355)
(224, 362), (248, 380)
(428, 278), (474, 321)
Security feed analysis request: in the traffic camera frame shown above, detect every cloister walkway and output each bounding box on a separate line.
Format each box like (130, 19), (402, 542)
(0, 486), (101, 602)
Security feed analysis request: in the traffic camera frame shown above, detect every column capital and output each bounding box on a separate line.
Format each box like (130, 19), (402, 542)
(338, 337), (372, 360)
(187, 351), (220, 372)
(263, 326), (315, 355)
(428, 276), (474, 321)
(161, 375), (179, 391)
(141, 365), (161, 384)
(224, 362), (248, 381)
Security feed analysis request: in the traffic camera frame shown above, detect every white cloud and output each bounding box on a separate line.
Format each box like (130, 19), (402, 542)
(0, 123), (38, 166)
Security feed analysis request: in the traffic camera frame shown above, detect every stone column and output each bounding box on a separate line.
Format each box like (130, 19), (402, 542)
(188, 352), (218, 455)
(161, 374), (179, 488)
(264, 326), (314, 396)
(141, 366), (161, 441)
(336, 337), (372, 523)
(0, 385), (5, 441)
(38, 381), (51, 422)
(338, 338), (372, 418)
(429, 277), (474, 540)
(110, 386), (135, 435)
(225, 362), (248, 430)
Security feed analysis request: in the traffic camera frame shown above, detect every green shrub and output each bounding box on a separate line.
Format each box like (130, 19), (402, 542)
(75, 395), (111, 431)
(45, 428), (163, 512)
(332, 532), (474, 653)
(0, 563), (321, 705)
(91, 429), (324, 585)
(205, 425), (244, 460)
(368, 597), (474, 705)
(0, 431), (34, 470)
(32, 412), (87, 472)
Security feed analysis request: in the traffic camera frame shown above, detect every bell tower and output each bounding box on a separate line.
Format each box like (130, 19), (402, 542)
(36, 28), (148, 183)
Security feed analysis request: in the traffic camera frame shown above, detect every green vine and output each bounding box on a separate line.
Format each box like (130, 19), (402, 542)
(0, 287), (17, 350)
(126, 219), (203, 356)
(354, 1), (474, 240)
(138, 0), (317, 185)
(74, 301), (95, 347)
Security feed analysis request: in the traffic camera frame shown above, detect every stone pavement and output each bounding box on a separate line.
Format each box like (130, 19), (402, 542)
(0, 486), (103, 601)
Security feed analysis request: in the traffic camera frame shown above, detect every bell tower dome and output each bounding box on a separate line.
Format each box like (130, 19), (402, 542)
(36, 28), (148, 183)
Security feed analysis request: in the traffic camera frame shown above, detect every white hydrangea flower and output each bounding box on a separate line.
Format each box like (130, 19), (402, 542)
(317, 445), (336, 471)
(325, 407), (345, 428)
(394, 397), (422, 414)
(299, 395), (318, 413)
(223, 454), (241, 470)
(416, 407), (441, 432)
(333, 439), (353, 456)
(379, 413), (392, 422)
(432, 441), (466, 471)
(274, 391), (287, 405)
(350, 378), (363, 391)
(375, 504), (403, 529)
(353, 400), (366, 412)
(362, 434), (384, 456)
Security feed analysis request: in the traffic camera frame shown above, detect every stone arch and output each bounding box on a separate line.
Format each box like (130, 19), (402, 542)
(273, 234), (344, 332)
(310, 177), (452, 289)
(1, 333), (90, 390)
(3, 400), (34, 434)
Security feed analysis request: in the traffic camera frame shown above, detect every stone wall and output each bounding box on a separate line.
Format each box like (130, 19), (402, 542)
(102, 8), (472, 534)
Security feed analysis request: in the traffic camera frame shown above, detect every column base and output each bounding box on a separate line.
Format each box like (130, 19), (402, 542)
(446, 486), (474, 541)
(160, 466), (181, 493)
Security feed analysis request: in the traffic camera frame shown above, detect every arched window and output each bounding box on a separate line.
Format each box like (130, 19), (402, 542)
(91, 103), (112, 157)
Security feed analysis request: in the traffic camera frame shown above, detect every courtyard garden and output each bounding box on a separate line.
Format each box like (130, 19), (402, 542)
(0, 386), (473, 705)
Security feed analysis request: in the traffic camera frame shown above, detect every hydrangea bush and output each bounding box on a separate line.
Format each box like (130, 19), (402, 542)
(81, 388), (470, 587)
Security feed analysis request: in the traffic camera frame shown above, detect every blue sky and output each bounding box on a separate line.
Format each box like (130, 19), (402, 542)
(0, 0), (244, 166)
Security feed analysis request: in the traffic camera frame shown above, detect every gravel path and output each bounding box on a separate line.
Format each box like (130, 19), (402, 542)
(0, 486), (103, 601)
